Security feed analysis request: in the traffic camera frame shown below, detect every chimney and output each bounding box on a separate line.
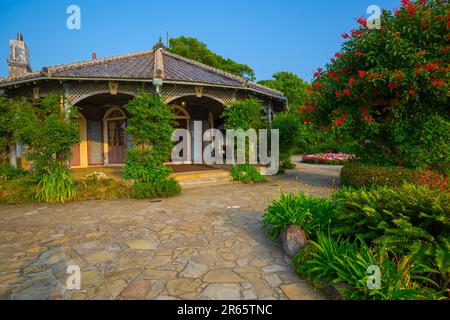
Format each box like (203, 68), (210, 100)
(92, 52), (97, 60)
(7, 32), (32, 77)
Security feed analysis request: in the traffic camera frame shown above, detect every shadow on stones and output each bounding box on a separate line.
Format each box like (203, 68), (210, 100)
(7, 243), (69, 300)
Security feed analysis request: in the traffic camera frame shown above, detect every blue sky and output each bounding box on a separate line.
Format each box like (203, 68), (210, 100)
(0, 0), (399, 82)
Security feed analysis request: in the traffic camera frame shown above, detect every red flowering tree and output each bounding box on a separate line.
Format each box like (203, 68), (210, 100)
(305, 0), (449, 171)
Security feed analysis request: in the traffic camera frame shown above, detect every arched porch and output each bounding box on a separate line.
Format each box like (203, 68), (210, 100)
(70, 92), (226, 169)
(70, 92), (135, 168)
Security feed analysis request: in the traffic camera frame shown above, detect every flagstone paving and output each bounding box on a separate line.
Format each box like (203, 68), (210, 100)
(0, 159), (341, 300)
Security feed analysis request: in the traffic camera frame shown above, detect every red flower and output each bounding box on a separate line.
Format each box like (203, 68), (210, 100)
(335, 52), (342, 58)
(335, 91), (343, 97)
(334, 113), (347, 127)
(354, 51), (364, 57)
(395, 71), (403, 80)
(357, 17), (367, 27)
(348, 78), (356, 87)
(298, 108), (309, 113)
(358, 70), (366, 77)
(431, 79), (445, 87)
(363, 114), (373, 122)
(351, 29), (363, 37)
(344, 89), (351, 96)
(303, 118), (312, 123)
(388, 83), (398, 89)
(315, 82), (321, 88)
(342, 33), (349, 39)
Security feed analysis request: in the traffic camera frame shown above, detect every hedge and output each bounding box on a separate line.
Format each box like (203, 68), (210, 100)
(340, 162), (448, 190)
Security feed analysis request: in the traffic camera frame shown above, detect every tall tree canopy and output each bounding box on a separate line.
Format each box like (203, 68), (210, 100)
(303, 0), (449, 171)
(258, 72), (309, 108)
(167, 36), (255, 81)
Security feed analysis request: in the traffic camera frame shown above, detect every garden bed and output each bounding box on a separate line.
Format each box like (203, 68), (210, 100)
(262, 186), (450, 300)
(302, 153), (356, 165)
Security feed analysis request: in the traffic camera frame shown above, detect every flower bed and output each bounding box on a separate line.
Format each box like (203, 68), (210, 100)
(303, 153), (356, 165)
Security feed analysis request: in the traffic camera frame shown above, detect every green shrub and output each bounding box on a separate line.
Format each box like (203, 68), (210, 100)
(272, 112), (303, 168)
(124, 149), (172, 183)
(132, 178), (181, 199)
(12, 94), (80, 174)
(74, 177), (132, 201)
(262, 192), (336, 239)
(332, 185), (450, 291)
(340, 162), (449, 190)
(35, 165), (76, 203)
(295, 233), (445, 300)
(0, 164), (28, 180)
(222, 98), (263, 131)
(231, 164), (266, 184)
(0, 177), (37, 204)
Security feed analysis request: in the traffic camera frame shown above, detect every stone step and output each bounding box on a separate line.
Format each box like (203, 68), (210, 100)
(178, 176), (233, 189)
(173, 170), (231, 181)
(172, 169), (233, 189)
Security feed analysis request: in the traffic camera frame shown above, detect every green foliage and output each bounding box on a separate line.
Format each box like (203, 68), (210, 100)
(0, 164), (28, 180)
(168, 36), (255, 81)
(0, 95), (16, 162)
(124, 149), (172, 183)
(231, 164), (266, 184)
(271, 112), (303, 167)
(340, 162), (448, 189)
(295, 233), (444, 300)
(305, 0), (449, 170)
(124, 92), (181, 196)
(398, 115), (450, 174)
(258, 71), (309, 108)
(263, 183), (450, 299)
(222, 98), (264, 131)
(35, 164), (76, 203)
(132, 178), (181, 199)
(74, 177), (132, 201)
(12, 94), (80, 173)
(262, 192), (336, 239)
(331, 185), (450, 291)
(0, 177), (37, 204)
(125, 92), (176, 162)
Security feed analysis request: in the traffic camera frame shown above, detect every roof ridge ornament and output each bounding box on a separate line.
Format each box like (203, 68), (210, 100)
(153, 48), (165, 79)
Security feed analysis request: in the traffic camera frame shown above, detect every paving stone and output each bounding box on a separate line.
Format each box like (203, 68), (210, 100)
(0, 159), (335, 300)
(203, 269), (244, 283)
(84, 250), (113, 264)
(166, 278), (199, 296)
(140, 269), (177, 280)
(180, 260), (209, 279)
(201, 284), (241, 300)
(280, 283), (323, 300)
(127, 240), (158, 250)
(120, 280), (151, 299)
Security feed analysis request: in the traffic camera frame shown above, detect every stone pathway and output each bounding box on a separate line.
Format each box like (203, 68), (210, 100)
(0, 159), (342, 300)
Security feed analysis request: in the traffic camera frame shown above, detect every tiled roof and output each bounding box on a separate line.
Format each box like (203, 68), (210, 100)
(0, 48), (285, 99)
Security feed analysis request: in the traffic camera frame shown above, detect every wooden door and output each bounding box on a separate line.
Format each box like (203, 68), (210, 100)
(108, 119), (126, 164)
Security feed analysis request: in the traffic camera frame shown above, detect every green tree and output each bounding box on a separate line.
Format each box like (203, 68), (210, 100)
(222, 98), (263, 131)
(12, 94), (80, 173)
(0, 95), (15, 163)
(168, 36), (255, 81)
(258, 71), (309, 108)
(272, 112), (304, 168)
(305, 0), (449, 171)
(124, 92), (177, 184)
